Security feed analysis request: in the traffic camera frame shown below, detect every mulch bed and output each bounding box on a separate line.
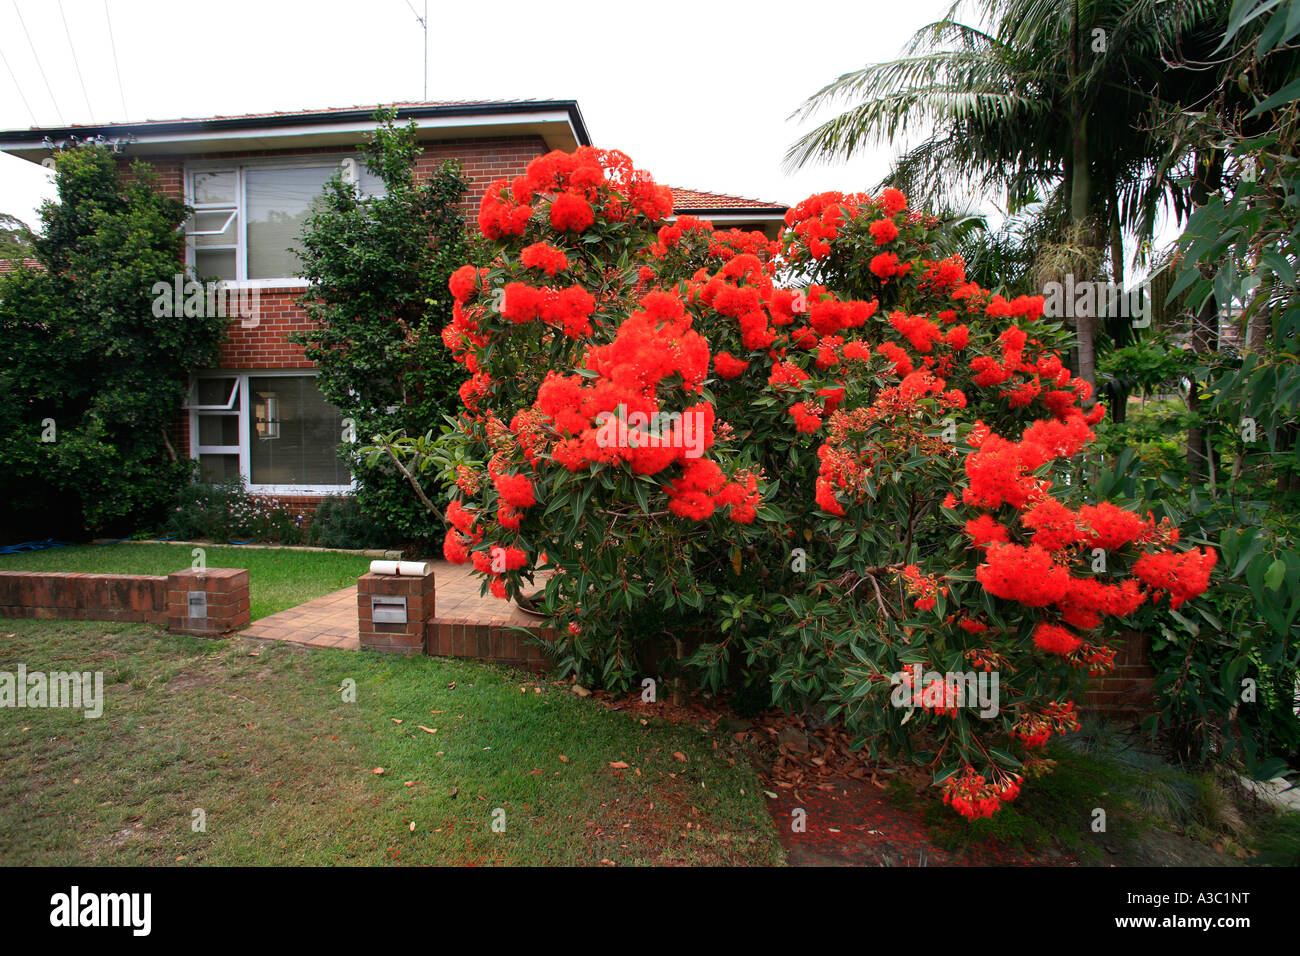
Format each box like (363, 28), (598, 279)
(573, 680), (1075, 867)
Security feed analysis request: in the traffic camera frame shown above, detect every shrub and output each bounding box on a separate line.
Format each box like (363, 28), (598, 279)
(306, 495), (395, 550)
(371, 147), (1216, 817)
(165, 477), (304, 544)
(0, 146), (224, 539)
(292, 109), (480, 548)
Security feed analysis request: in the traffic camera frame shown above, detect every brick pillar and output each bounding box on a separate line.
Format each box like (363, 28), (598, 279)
(357, 568), (435, 655)
(166, 568), (250, 636)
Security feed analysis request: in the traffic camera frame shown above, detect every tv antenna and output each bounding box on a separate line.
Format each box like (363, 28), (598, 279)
(404, 0), (428, 101)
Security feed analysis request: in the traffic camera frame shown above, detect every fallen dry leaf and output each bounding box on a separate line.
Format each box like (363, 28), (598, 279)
(559, 755), (569, 763)
(372, 767), (385, 775)
(418, 726), (437, 734)
(572, 684), (591, 697)
(609, 761), (630, 770)
(673, 752), (687, 762)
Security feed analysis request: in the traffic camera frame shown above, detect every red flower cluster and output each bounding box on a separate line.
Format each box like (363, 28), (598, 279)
(898, 564), (946, 612)
(1132, 547), (1218, 609)
(663, 458), (760, 523)
(1032, 621), (1082, 655)
(942, 767), (1022, 819)
(520, 242), (570, 276)
(1011, 701), (1081, 749)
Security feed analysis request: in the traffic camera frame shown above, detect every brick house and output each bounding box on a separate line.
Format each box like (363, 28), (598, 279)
(0, 101), (788, 518)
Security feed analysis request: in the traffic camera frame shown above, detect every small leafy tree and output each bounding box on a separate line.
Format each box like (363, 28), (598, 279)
(0, 146), (223, 538)
(293, 109), (478, 546)
(0, 213), (33, 261)
(371, 147), (1218, 817)
(1134, 0), (1300, 774)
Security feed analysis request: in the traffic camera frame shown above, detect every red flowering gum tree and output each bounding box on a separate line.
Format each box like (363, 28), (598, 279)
(370, 147), (1215, 817)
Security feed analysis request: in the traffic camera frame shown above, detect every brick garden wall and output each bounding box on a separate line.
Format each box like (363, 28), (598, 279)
(427, 618), (554, 673)
(0, 572), (167, 624)
(0, 568), (250, 636)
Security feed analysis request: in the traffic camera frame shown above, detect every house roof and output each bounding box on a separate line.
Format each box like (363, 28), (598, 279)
(669, 187), (787, 214)
(0, 100), (592, 160)
(0, 258), (40, 274)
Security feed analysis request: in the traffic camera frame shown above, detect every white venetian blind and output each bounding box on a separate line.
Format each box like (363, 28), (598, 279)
(245, 165), (334, 280)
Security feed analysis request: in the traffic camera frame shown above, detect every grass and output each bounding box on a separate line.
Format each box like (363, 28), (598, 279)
(0, 620), (785, 866)
(0, 543), (374, 620)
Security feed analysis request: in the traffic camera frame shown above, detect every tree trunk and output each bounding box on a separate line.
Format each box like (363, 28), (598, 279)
(1068, 2), (1097, 389)
(1107, 188), (1131, 423)
(1186, 292), (1219, 485)
(1186, 148), (1225, 486)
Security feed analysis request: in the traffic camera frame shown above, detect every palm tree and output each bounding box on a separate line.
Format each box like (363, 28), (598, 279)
(786, 0), (1226, 386)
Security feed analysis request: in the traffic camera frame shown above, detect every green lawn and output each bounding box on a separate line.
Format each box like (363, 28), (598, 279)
(0, 620), (785, 866)
(0, 543), (374, 620)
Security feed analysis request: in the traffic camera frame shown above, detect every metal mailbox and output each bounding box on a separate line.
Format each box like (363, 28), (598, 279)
(371, 596), (408, 624)
(187, 591), (207, 619)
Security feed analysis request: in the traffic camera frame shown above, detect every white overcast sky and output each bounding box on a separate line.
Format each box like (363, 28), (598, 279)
(0, 0), (958, 230)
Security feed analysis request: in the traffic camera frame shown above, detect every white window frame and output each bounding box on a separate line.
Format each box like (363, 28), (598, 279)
(184, 154), (374, 288)
(188, 370), (356, 495)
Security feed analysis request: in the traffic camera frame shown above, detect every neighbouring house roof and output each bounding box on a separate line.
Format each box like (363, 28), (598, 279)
(0, 100), (592, 160)
(666, 186), (787, 238)
(0, 257), (40, 274)
(669, 187), (787, 215)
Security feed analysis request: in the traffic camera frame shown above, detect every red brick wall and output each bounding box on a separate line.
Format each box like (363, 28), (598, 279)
(165, 568), (250, 636)
(0, 572), (167, 624)
(1083, 631), (1156, 720)
(0, 568), (250, 634)
(217, 290), (314, 369)
(428, 618), (554, 673)
(141, 135), (549, 507)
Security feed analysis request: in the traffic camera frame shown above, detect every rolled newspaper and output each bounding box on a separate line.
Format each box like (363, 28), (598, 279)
(369, 560), (428, 576)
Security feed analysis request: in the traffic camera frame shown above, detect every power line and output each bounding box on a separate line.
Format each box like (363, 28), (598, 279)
(57, 0), (93, 122)
(102, 0), (126, 120)
(0, 42), (38, 125)
(11, 0), (64, 125)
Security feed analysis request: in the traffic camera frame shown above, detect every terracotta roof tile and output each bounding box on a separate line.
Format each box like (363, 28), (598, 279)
(669, 186), (787, 212)
(0, 257), (40, 274)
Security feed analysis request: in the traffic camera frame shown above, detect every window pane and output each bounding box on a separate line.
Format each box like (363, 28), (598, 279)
(190, 210), (237, 247)
(358, 165), (388, 200)
(196, 377), (239, 408)
(195, 249), (236, 281)
(198, 453), (240, 482)
(248, 375), (349, 485)
(194, 170), (236, 204)
(245, 166), (332, 280)
(198, 414), (239, 447)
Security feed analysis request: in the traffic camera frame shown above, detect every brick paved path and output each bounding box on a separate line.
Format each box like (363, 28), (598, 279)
(240, 560), (539, 651)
